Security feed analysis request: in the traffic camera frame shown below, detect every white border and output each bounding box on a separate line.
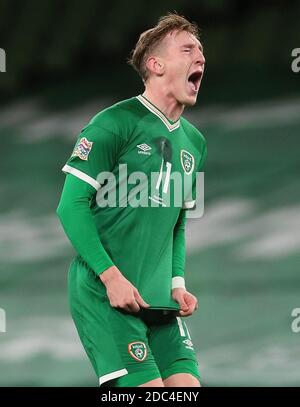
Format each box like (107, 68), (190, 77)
(62, 164), (100, 191)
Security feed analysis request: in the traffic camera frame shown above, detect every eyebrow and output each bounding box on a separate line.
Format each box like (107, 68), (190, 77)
(181, 43), (203, 52)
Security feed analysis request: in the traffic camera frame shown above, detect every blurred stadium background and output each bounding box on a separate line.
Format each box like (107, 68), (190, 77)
(0, 0), (300, 386)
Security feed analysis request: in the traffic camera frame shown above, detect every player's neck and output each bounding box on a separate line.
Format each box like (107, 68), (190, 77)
(142, 87), (184, 123)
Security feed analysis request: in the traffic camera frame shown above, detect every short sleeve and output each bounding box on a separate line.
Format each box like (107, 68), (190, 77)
(62, 124), (122, 191)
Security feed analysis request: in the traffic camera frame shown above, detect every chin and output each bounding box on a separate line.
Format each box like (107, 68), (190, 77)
(182, 94), (198, 107)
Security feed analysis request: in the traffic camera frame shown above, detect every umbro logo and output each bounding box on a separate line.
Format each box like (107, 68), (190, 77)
(137, 143), (152, 155)
(183, 339), (194, 349)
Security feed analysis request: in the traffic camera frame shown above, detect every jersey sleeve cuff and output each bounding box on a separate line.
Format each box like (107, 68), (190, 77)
(62, 164), (100, 191)
(172, 276), (186, 289)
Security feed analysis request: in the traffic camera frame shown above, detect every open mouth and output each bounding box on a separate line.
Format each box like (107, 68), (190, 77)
(187, 71), (203, 93)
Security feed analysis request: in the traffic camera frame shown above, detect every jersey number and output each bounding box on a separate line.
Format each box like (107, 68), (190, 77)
(156, 159), (172, 194)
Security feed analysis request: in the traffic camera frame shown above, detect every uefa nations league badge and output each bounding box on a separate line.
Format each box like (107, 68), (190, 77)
(72, 137), (93, 161)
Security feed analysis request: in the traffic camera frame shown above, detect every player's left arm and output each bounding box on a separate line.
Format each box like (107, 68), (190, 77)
(171, 209), (198, 317)
(172, 136), (207, 317)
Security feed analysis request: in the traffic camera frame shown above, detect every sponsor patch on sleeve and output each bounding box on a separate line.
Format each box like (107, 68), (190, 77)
(71, 137), (93, 161)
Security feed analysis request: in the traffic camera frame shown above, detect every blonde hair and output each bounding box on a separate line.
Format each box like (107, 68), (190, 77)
(128, 13), (200, 81)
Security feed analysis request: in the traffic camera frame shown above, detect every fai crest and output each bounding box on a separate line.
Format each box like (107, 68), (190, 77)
(180, 150), (194, 175)
(72, 137), (93, 161)
(128, 341), (147, 362)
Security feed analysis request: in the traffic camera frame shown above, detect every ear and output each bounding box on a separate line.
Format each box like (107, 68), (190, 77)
(145, 56), (165, 77)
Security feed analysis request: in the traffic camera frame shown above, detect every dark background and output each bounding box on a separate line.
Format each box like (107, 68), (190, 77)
(1, 0), (299, 103)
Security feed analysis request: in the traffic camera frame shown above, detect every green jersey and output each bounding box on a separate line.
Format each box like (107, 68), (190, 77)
(62, 95), (207, 309)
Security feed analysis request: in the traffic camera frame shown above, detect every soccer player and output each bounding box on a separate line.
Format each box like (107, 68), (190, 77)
(57, 13), (207, 387)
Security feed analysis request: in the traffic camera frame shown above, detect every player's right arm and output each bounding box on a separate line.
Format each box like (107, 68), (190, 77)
(56, 121), (149, 313)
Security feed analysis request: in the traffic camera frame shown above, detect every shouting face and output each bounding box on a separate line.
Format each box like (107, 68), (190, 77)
(148, 30), (205, 107)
